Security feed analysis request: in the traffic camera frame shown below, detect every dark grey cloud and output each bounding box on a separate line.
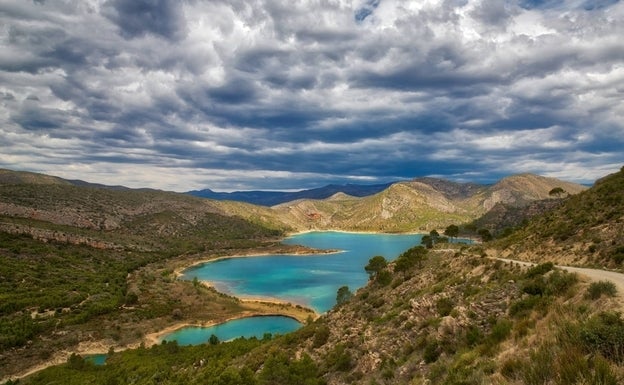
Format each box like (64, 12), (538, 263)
(0, 0), (623, 191)
(355, 0), (381, 22)
(103, 0), (187, 40)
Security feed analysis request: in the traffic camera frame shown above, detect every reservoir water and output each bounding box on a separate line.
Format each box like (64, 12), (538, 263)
(182, 231), (429, 313)
(84, 354), (107, 365)
(169, 231), (470, 345)
(161, 316), (301, 345)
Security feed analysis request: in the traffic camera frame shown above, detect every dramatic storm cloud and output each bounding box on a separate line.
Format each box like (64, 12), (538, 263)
(1, 0), (623, 191)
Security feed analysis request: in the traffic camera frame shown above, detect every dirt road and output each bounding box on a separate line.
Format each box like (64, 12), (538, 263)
(496, 257), (624, 296)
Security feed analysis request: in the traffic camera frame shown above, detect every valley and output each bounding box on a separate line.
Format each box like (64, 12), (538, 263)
(1, 167), (623, 384)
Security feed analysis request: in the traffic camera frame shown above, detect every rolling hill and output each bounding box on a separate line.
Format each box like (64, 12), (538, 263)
(0, 169), (292, 379)
(14, 166), (624, 384)
(494, 166), (624, 267)
(1, 169), (587, 236)
(263, 174), (587, 233)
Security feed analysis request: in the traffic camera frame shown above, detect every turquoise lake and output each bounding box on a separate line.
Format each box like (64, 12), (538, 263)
(160, 316), (302, 345)
(182, 231), (431, 312)
(169, 231), (471, 345)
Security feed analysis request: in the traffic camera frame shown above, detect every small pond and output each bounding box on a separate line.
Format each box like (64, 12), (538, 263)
(160, 315), (302, 345)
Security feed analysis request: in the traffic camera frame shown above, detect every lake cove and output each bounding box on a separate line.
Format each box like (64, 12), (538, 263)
(172, 231), (471, 345)
(182, 231), (431, 313)
(160, 316), (302, 346)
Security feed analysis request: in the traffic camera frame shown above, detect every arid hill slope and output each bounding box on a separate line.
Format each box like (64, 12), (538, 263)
(0, 170), (282, 252)
(266, 174), (587, 232)
(494, 167), (624, 267)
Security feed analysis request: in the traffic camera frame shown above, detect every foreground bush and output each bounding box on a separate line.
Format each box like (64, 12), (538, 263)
(586, 281), (618, 300)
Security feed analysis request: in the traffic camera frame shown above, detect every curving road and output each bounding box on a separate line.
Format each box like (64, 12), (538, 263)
(496, 257), (624, 299)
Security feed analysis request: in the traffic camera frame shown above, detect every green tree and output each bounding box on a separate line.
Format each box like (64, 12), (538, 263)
(549, 187), (566, 198)
(478, 228), (493, 242)
(67, 353), (87, 370)
(421, 235), (433, 249)
(395, 246), (428, 272)
(444, 224), (459, 240)
(364, 256), (388, 279)
(336, 286), (353, 305)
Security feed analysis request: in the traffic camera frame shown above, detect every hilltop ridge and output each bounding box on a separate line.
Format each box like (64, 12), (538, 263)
(494, 166), (624, 267)
(264, 173), (587, 233)
(1, 168), (587, 235)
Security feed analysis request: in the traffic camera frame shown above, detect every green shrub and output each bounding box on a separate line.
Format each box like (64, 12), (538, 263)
(464, 324), (483, 347)
(488, 318), (513, 344)
(579, 312), (624, 363)
(545, 270), (577, 295)
(435, 297), (454, 317)
(324, 344), (352, 371)
(423, 340), (440, 363)
(376, 270), (392, 286)
(522, 279), (546, 296)
(394, 246), (428, 272)
(313, 325), (330, 348)
(509, 295), (546, 318)
(525, 262), (554, 278)
(612, 246), (624, 264)
(585, 281), (617, 300)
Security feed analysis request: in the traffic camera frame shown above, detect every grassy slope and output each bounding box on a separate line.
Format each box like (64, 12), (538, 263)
(494, 166), (624, 267)
(271, 183), (474, 233)
(19, 245), (624, 384)
(14, 169), (621, 384)
(0, 176), (293, 378)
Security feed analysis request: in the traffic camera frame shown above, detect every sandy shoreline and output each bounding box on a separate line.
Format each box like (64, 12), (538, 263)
(4, 230), (429, 383)
(175, 229), (434, 277)
(174, 248), (344, 278)
(143, 307), (315, 347)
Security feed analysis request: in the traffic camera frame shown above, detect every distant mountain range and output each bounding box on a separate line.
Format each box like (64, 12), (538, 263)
(0, 168), (589, 234)
(214, 174), (588, 233)
(186, 182), (396, 206)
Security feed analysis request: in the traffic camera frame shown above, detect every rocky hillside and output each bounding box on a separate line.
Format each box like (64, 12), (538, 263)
(0, 170), (296, 380)
(0, 171), (284, 252)
(494, 167), (624, 267)
(265, 174), (587, 233)
(475, 173), (587, 211)
(470, 199), (565, 237)
(272, 182), (473, 232)
(3, 168), (622, 384)
(1, 169), (587, 235)
(21, 245), (624, 384)
(291, 247), (624, 384)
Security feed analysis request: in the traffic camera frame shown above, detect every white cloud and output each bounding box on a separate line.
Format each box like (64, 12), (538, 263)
(0, 0), (622, 189)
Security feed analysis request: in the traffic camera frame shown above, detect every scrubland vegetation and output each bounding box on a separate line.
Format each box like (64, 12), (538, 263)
(1, 167), (623, 384)
(11, 244), (624, 384)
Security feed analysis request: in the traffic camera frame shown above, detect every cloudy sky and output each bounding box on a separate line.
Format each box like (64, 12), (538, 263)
(1, 0), (623, 191)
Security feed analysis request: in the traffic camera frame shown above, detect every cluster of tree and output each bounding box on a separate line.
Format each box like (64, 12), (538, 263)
(362, 245), (430, 285)
(24, 334), (327, 385)
(439, 223), (493, 243)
